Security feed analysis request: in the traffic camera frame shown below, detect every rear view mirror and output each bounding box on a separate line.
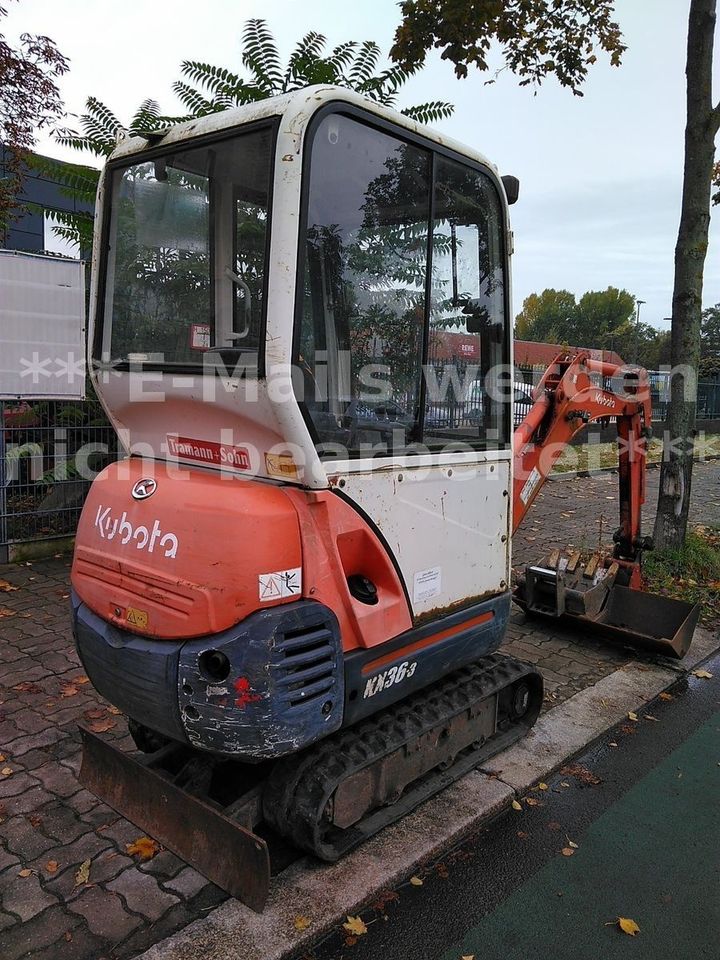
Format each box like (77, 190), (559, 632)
(501, 175), (520, 205)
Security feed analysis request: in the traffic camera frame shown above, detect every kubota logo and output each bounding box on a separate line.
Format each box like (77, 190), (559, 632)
(94, 506), (179, 559)
(594, 392), (616, 409)
(131, 477), (157, 500)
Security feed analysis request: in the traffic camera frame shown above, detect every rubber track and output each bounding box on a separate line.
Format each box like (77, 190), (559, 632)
(263, 654), (543, 860)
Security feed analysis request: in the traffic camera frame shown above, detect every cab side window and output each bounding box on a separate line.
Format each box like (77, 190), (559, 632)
(423, 157), (508, 446)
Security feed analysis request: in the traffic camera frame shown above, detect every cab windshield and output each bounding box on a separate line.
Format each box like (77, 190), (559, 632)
(296, 112), (508, 456)
(98, 123), (275, 371)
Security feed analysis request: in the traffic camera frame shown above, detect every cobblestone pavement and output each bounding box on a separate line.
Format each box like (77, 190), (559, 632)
(0, 461), (717, 959)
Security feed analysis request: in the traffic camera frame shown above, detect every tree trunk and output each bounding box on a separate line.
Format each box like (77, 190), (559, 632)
(654, 0), (719, 550)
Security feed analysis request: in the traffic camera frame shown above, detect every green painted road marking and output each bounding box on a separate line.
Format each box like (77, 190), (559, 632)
(444, 711), (720, 960)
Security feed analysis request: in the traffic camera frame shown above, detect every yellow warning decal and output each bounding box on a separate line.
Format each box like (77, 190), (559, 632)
(126, 606), (149, 629)
(265, 453), (299, 480)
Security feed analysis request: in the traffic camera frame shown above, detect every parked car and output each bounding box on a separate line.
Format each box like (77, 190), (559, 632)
(463, 381), (535, 429)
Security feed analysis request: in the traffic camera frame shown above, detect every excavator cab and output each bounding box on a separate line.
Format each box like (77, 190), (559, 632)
(77, 88), (522, 736)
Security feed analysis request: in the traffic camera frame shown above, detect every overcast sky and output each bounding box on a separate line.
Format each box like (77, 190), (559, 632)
(8, 0), (720, 330)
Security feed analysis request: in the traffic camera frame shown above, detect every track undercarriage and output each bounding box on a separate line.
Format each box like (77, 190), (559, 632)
(80, 654), (542, 911)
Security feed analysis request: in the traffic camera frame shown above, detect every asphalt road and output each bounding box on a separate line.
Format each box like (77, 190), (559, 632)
(300, 653), (720, 960)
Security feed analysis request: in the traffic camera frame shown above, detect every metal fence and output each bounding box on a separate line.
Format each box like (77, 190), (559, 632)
(0, 398), (118, 561)
(647, 373), (720, 422)
(1, 365), (719, 561)
(514, 366), (720, 424)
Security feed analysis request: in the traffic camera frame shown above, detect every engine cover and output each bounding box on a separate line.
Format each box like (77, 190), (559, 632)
(71, 458), (303, 640)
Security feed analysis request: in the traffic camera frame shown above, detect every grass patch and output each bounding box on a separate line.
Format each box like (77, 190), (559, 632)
(643, 525), (720, 627)
(551, 434), (720, 474)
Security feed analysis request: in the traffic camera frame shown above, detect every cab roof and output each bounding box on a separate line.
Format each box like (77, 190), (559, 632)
(109, 85), (498, 177)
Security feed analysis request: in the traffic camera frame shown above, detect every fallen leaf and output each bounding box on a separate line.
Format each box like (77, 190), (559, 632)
(0, 607), (16, 619)
(18, 868), (32, 878)
(1, 767), (12, 777)
(659, 692), (674, 701)
(0, 754), (4, 762)
(561, 847), (575, 857)
(371, 889), (399, 911)
(344, 936), (358, 947)
(88, 718), (116, 734)
(511, 799), (522, 811)
(83, 709), (105, 721)
(516, 830), (529, 839)
(343, 916), (368, 936)
(107, 705), (122, 715)
(72, 675), (90, 685)
(409, 875), (423, 886)
(524, 797), (540, 806)
(12, 681), (42, 693)
(627, 712), (639, 722)
(618, 917), (640, 936)
(567, 839), (578, 849)
(27, 814), (43, 828)
(692, 670), (713, 679)
(560, 764), (601, 786)
(126, 836), (161, 860)
(46, 860), (59, 874)
(60, 684), (79, 698)
(0, 579), (18, 592)
(64, 931), (73, 943)
(645, 715), (660, 722)
(560, 781), (571, 788)
(74, 859), (91, 886)
(609, 742), (618, 748)
(537, 782), (549, 791)
(461, 956), (475, 960)
(293, 915), (311, 932)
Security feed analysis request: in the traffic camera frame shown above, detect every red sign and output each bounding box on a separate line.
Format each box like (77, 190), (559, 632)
(167, 435), (250, 470)
(429, 330), (480, 362)
(189, 323), (211, 351)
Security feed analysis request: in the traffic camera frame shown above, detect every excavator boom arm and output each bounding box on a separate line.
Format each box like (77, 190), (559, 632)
(512, 351), (652, 561)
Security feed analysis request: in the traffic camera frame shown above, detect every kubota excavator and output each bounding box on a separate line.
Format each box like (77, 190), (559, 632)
(70, 87), (699, 911)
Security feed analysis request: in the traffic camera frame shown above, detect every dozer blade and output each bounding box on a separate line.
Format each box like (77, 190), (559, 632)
(79, 728), (271, 912)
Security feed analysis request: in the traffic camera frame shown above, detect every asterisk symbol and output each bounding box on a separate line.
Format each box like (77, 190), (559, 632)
(55, 351), (85, 385)
(19, 353), (53, 383)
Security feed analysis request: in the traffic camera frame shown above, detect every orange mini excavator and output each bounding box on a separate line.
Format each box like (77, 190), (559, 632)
(70, 87), (699, 910)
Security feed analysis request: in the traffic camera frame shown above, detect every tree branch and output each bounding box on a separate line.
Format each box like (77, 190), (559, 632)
(711, 100), (720, 135)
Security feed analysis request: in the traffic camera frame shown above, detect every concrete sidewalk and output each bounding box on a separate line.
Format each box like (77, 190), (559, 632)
(0, 461), (718, 959)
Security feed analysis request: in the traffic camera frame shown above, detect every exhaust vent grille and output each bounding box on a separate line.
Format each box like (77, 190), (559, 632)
(272, 624), (337, 708)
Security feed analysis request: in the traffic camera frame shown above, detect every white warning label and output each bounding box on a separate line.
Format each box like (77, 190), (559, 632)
(258, 567), (302, 601)
(413, 566), (442, 605)
(519, 466), (542, 506)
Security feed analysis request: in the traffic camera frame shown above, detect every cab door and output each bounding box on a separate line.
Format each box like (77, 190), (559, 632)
(295, 110), (512, 620)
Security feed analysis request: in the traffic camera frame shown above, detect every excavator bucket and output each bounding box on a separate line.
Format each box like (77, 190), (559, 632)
(79, 729), (271, 912)
(516, 552), (700, 659)
(592, 584), (700, 658)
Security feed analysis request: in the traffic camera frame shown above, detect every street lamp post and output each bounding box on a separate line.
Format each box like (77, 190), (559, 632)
(634, 299), (646, 363)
